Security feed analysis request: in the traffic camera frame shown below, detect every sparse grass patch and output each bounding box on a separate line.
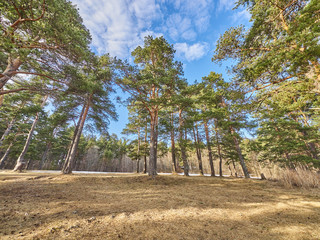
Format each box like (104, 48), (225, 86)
(278, 167), (320, 189)
(0, 171), (320, 240)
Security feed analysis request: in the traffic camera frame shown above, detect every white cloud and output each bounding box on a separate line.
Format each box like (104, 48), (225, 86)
(164, 0), (214, 37)
(72, 0), (161, 58)
(165, 14), (196, 41)
(175, 42), (209, 62)
(71, 0), (213, 62)
(217, 0), (236, 12)
(232, 9), (251, 23)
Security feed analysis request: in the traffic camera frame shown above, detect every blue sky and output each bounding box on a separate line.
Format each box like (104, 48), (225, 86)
(71, 0), (250, 138)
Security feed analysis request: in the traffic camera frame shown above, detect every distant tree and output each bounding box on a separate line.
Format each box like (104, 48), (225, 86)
(252, 83), (320, 168)
(119, 36), (183, 177)
(0, 87), (44, 169)
(62, 55), (117, 174)
(13, 94), (48, 171)
(122, 102), (149, 173)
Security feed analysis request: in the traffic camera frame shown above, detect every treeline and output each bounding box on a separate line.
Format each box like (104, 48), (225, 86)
(0, 0), (319, 178)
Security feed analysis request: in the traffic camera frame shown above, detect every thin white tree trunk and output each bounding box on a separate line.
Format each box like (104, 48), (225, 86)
(0, 142), (13, 169)
(0, 118), (16, 147)
(13, 95), (48, 171)
(230, 126), (250, 178)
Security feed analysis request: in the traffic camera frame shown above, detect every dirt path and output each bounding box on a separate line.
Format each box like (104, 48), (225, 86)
(0, 171), (319, 240)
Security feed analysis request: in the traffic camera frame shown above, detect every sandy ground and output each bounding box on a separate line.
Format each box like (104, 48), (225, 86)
(0, 171), (320, 240)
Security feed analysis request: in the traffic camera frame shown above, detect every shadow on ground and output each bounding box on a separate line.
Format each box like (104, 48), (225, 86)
(0, 171), (320, 240)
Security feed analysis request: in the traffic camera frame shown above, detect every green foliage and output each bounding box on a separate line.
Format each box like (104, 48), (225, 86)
(0, 0), (91, 66)
(214, 0), (319, 94)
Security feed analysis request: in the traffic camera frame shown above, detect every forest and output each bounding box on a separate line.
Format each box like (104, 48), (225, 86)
(1, 0), (319, 182)
(1, 0), (320, 239)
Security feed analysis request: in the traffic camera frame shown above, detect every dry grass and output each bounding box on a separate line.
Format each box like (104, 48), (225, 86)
(278, 168), (320, 189)
(0, 171), (320, 240)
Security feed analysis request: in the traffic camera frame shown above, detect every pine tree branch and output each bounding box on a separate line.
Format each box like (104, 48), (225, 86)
(13, 71), (66, 84)
(10, 0), (46, 30)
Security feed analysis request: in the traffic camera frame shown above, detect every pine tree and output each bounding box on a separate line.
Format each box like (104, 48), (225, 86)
(0, 0), (91, 93)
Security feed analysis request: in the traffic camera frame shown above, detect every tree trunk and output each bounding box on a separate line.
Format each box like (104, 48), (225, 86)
(229, 126), (250, 178)
(214, 119), (223, 177)
(170, 113), (177, 173)
(143, 121), (148, 174)
(0, 142), (13, 169)
(193, 125), (204, 175)
(136, 159), (140, 173)
(144, 155), (147, 174)
(228, 163), (233, 176)
(0, 57), (22, 89)
(301, 130), (318, 160)
(204, 120), (215, 177)
(148, 111), (158, 177)
(13, 95), (48, 172)
(25, 158), (32, 170)
(62, 96), (91, 174)
(0, 88), (3, 107)
(0, 118), (16, 148)
(39, 142), (51, 170)
(232, 160), (238, 177)
(137, 127), (141, 173)
(63, 103), (86, 171)
(179, 109), (189, 176)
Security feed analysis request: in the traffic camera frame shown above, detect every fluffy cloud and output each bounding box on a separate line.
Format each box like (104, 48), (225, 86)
(232, 9), (251, 23)
(71, 0), (213, 61)
(217, 0), (250, 23)
(175, 42), (209, 62)
(72, 0), (161, 57)
(163, 0), (214, 40)
(217, 0), (237, 12)
(165, 14), (196, 41)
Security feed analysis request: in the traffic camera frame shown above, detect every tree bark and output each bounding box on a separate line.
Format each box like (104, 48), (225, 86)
(63, 104), (86, 170)
(136, 159), (140, 173)
(170, 113), (177, 173)
(0, 88), (3, 107)
(13, 95), (48, 172)
(0, 57), (23, 89)
(0, 142), (13, 169)
(39, 142), (51, 169)
(0, 99), (26, 148)
(204, 120), (215, 177)
(214, 119), (223, 177)
(232, 159), (238, 177)
(229, 126), (250, 178)
(137, 127), (141, 173)
(227, 163), (232, 176)
(301, 130), (318, 160)
(0, 118), (16, 148)
(62, 95), (91, 174)
(179, 109), (189, 176)
(25, 158), (32, 170)
(193, 124), (204, 175)
(144, 121), (148, 174)
(148, 110), (158, 177)
(144, 155), (147, 174)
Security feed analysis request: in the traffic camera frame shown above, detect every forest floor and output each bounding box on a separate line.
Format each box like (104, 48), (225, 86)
(0, 171), (320, 240)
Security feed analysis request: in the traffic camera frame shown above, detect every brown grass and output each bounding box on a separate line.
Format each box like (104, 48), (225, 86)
(0, 171), (320, 240)
(278, 168), (320, 189)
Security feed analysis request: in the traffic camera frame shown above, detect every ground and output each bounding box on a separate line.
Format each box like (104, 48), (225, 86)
(0, 171), (320, 240)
